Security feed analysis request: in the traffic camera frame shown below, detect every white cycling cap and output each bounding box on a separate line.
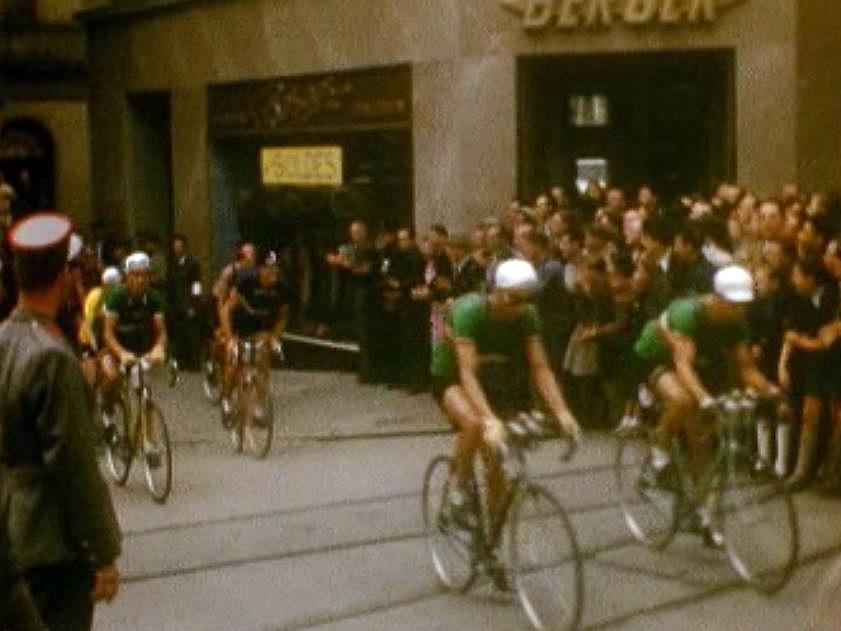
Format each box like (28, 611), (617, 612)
(714, 265), (755, 303)
(495, 259), (538, 292)
(101, 266), (121, 286)
(124, 251), (151, 273)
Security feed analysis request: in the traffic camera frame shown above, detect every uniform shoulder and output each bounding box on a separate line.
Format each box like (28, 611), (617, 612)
(0, 316), (74, 362)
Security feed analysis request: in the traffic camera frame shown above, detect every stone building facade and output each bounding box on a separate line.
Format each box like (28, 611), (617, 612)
(81, 0), (841, 276)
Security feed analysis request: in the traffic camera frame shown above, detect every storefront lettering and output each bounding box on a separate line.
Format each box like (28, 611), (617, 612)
(502, 0), (746, 30)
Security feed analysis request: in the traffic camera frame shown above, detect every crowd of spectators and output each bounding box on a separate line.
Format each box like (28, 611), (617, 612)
(4, 174), (841, 490)
(326, 181), (841, 490)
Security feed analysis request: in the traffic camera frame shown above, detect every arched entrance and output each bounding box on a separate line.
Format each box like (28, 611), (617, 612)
(0, 118), (56, 219)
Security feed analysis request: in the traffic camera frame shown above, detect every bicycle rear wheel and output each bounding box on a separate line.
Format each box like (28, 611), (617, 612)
(422, 455), (477, 593)
(509, 483), (582, 631)
(142, 402), (173, 504)
(719, 448), (799, 594)
(245, 381), (274, 460)
(103, 395), (132, 486)
(615, 429), (679, 549)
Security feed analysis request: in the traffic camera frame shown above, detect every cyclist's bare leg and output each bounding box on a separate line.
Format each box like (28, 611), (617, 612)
(222, 338), (239, 401)
(652, 371), (695, 459)
(440, 385), (483, 491)
(479, 440), (507, 546)
(99, 353), (122, 412)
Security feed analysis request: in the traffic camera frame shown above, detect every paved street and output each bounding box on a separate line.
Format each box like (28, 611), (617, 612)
(95, 369), (841, 631)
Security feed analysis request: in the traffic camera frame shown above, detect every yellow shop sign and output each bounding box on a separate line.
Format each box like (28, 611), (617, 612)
(501, 0), (747, 30)
(261, 146), (343, 187)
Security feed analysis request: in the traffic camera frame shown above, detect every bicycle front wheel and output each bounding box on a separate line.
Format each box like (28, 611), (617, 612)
(509, 483), (582, 631)
(245, 381), (274, 460)
(615, 430), (679, 549)
(203, 346), (223, 405)
(422, 455), (477, 593)
(719, 448), (799, 594)
(142, 402), (173, 504)
(103, 395), (132, 486)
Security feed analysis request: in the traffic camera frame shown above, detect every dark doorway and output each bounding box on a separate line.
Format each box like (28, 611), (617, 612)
(518, 50), (735, 204)
(208, 66), (413, 339)
(0, 118), (55, 217)
(128, 92), (173, 258)
(212, 128), (413, 338)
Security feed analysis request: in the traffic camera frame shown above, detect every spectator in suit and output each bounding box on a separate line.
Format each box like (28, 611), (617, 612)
(167, 234), (202, 370)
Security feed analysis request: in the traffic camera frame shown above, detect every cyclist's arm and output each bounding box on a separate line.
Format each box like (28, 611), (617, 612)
(454, 338), (497, 425)
(78, 320), (97, 352)
(146, 313), (167, 363)
(734, 344), (780, 397)
(664, 329), (712, 406)
(784, 331), (825, 351)
(103, 313), (132, 364)
(524, 335), (579, 435)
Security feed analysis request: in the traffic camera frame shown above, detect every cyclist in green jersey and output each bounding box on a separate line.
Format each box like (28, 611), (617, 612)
(431, 259), (581, 541)
(634, 265), (783, 484)
(100, 252), (168, 413)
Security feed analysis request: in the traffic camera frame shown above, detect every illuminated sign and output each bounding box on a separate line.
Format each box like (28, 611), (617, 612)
(260, 146), (343, 187)
(500, 0), (747, 30)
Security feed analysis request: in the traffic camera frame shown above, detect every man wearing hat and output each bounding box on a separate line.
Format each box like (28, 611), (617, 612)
(0, 213), (121, 631)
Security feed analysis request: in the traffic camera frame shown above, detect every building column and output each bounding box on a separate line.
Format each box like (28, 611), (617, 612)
(171, 87), (212, 281)
(413, 54), (517, 235)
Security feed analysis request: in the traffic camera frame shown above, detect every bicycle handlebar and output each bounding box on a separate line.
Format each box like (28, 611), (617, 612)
(498, 411), (579, 462)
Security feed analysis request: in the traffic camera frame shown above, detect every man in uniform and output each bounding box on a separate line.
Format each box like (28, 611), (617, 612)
(0, 213), (121, 631)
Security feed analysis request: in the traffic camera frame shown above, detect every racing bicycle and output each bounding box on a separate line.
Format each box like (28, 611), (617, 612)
(423, 412), (583, 631)
(102, 357), (179, 504)
(615, 388), (799, 594)
(221, 336), (285, 459)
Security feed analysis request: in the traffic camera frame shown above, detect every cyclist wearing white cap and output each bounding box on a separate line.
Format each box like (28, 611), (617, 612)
(633, 265), (783, 495)
(430, 258), (581, 553)
(100, 252), (167, 412)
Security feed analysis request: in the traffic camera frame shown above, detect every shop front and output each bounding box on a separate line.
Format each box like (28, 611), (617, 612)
(206, 65), (412, 334)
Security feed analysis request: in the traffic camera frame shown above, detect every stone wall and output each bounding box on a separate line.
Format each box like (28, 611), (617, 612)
(86, 0), (802, 272)
(0, 101), (92, 227)
(797, 0), (841, 193)
(38, 0), (85, 23)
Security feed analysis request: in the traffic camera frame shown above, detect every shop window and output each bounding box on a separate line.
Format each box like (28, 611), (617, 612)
(575, 158), (608, 195)
(569, 94), (609, 128)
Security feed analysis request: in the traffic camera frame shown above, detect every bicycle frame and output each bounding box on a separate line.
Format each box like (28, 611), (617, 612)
(123, 360), (153, 451)
(467, 417), (571, 561)
(665, 395), (761, 518)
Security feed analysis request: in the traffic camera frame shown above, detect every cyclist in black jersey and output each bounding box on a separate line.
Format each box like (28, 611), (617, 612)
(219, 251), (292, 413)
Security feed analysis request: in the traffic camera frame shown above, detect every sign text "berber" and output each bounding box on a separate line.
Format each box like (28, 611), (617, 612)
(501, 0), (746, 30)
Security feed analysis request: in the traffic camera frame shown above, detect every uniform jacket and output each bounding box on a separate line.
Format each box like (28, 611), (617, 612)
(0, 308), (121, 573)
